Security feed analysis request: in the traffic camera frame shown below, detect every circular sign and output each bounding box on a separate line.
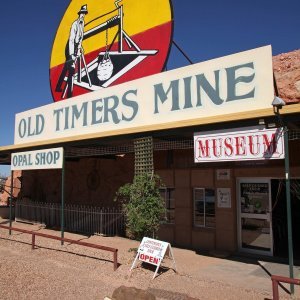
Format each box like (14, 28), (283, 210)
(50, 0), (174, 102)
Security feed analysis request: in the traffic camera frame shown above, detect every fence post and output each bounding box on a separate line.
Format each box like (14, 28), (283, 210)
(114, 250), (118, 271)
(32, 233), (36, 250)
(100, 209), (103, 235)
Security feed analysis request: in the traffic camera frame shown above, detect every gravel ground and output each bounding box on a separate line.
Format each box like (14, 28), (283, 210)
(0, 220), (298, 300)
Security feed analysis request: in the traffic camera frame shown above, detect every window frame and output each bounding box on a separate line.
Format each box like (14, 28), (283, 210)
(193, 187), (215, 228)
(159, 187), (175, 224)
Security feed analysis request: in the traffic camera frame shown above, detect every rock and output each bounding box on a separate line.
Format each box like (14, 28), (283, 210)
(111, 286), (156, 300)
(273, 49), (300, 104)
(0, 171), (22, 205)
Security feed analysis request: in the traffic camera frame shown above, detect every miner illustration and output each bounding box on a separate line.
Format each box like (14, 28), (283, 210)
(55, 4), (88, 98)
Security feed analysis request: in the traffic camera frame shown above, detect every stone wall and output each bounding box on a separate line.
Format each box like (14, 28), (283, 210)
(273, 49), (300, 103)
(20, 155), (134, 207)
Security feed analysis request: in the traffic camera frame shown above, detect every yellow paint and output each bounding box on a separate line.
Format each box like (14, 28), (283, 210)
(50, 0), (172, 68)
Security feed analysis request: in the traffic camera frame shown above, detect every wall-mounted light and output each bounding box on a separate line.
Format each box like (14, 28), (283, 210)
(272, 96), (286, 113)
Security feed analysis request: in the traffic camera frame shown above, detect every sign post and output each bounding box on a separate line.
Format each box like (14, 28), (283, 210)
(283, 126), (294, 294)
(9, 171), (14, 235)
(130, 237), (177, 279)
(61, 148), (65, 245)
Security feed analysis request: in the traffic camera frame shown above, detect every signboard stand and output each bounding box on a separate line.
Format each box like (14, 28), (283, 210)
(130, 237), (177, 279)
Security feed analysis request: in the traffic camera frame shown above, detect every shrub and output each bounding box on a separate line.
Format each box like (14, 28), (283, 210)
(115, 173), (166, 240)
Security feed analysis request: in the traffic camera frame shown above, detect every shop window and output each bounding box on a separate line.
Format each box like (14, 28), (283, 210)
(160, 187), (175, 224)
(194, 188), (215, 228)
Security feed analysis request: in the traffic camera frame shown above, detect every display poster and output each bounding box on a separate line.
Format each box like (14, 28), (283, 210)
(240, 183), (269, 214)
(217, 188), (231, 208)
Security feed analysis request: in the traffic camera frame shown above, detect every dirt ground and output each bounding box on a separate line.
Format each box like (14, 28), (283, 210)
(0, 219), (299, 300)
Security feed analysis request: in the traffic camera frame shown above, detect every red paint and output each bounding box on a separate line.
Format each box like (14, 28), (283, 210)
(196, 132), (280, 159)
(139, 253), (159, 265)
(50, 21), (172, 102)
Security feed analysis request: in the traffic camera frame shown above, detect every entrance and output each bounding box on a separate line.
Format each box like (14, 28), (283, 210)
(237, 178), (273, 255)
(271, 179), (300, 259)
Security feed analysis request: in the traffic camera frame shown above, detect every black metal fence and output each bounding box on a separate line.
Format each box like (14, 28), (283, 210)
(15, 200), (125, 236)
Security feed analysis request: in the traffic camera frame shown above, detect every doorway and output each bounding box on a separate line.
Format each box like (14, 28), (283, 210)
(237, 178), (273, 256)
(271, 179), (300, 259)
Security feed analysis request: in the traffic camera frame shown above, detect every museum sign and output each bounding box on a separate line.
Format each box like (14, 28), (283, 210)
(194, 126), (285, 162)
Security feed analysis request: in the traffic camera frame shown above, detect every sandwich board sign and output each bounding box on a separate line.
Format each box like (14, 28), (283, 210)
(130, 237), (176, 279)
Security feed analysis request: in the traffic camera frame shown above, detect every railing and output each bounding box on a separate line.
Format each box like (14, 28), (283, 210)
(271, 275), (300, 300)
(15, 200), (125, 236)
(0, 224), (118, 270)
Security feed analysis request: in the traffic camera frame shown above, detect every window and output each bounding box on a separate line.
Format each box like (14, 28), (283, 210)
(194, 188), (215, 228)
(160, 187), (175, 224)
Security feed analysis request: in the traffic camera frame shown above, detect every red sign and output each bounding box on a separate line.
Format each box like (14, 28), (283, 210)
(194, 127), (285, 163)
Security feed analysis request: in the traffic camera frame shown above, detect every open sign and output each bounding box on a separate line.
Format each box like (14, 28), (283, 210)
(130, 237), (176, 279)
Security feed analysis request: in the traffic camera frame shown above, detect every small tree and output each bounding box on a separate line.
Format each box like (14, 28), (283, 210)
(116, 173), (166, 240)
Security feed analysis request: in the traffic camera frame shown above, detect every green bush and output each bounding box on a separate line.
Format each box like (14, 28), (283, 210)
(115, 173), (166, 240)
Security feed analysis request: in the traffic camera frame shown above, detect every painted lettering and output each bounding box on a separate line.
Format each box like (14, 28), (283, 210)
(226, 63), (255, 101)
(154, 63), (256, 114)
(235, 136), (246, 156)
(18, 119), (27, 138)
(196, 71), (224, 106)
(71, 102), (88, 128)
(212, 138), (222, 157)
(262, 133), (277, 154)
(139, 253), (159, 265)
(35, 151), (60, 165)
(154, 80), (180, 114)
(197, 140), (210, 158)
(248, 135), (260, 155)
(53, 108), (64, 131)
(183, 76), (193, 109)
(103, 95), (121, 124)
(17, 115), (45, 138)
(195, 129), (283, 162)
(121, 90), (139, 121)
(91, 99), (103, 125)
(52, 91), (138, 132)
(224, 137), (234, 156)
(12, 154), (33, 167)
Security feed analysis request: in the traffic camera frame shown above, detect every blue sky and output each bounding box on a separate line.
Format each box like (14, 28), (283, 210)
(0, 0), (299, 175)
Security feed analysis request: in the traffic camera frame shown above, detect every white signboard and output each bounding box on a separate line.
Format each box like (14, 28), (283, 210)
(11, 147), (64, 170)
(217, 188), (232, 208)
(194, 126), (285, 163)
(14, 46), (273, 145)
(130, 237), (176, 279)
